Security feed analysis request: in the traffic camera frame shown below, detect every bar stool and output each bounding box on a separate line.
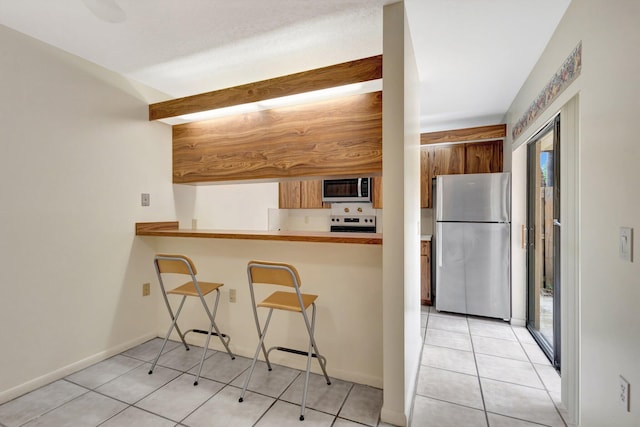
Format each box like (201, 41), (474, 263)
(239, 260), (330, 421)
(149, 254), (235, 386)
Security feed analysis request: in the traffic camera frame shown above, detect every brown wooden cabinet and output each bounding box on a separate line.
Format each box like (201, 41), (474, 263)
(421, 241), (431, 305)
(420, 140), (503, 208)
(464, 140), (504, 174)
(372, 176), (383, 209)
(279, 180), (328, 209)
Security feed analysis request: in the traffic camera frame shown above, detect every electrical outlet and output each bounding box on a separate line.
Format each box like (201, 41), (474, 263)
(620, 375), (631, 412)
(229, 288), (237, 303)
(141, 193), (150, 207)
(142, 282), (150, 297)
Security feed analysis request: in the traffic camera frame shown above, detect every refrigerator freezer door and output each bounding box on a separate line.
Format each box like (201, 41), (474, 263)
(435, 222), (511, 319)
(436, 173), (510, 223)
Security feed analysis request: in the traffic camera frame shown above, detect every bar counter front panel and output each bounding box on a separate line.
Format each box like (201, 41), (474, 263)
(136, 222), (383, 387)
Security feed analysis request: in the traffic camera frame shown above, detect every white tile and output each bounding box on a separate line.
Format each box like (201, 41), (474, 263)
(475, 354), (543, 389)
(427, 314), (469, 334)
(421, 313), (429, 328)
(136, 373), (224, 422)
(100, 406), (176, 427)
(96, 364), (181, 404)
(424, 328), (473, 352)
(416, 366), (483, 409)
(65, 355), (143, 389)
(512, 327), (537, 345)
(481, 378), (565, 427)
(522, 343), (551, 365)
(256, 400), (334, 426)
(468, 319), (517, 341)
(411, 395), (487, 427)
(487, 412), (550, 426)
(122, 338), (182, 362)
(279, 372), (352, 415)
(533, 364), (561, 394)
(21, 392), (127, 427)
(231, 361), (300, 398)
(156, 344), (213, 372)
(190, 352), (251, 384)
(421, 345), (477, 376)
(339, 384), (383, 426)
(472, 336), (528, 361)
(333, 418), (365, 427)
(183, 385), (274, 427)
(0, 380), (87, 427)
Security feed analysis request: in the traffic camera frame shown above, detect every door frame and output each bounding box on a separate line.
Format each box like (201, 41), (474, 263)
(526, 114), (561, 369)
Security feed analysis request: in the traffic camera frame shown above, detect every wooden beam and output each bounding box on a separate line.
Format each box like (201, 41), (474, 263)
(420, 124), (506, 145)
(149, 55), (383, 121)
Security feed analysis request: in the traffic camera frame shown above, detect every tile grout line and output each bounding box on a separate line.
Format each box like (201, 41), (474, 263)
(466, 314), (491, 427)
(509, 325), (568, 427)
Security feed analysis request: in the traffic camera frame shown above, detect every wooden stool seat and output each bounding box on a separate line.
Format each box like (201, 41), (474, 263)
(167, 281), (223, 297)
(257, 291), (317, 312)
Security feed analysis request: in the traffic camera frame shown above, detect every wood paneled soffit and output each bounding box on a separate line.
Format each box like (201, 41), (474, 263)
(149, 55), (383, 121)
(420, 124), (506, 145)
(172, 91), (382, 184)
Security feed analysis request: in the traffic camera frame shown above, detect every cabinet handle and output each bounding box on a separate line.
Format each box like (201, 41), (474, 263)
(521, 224), (526, 249)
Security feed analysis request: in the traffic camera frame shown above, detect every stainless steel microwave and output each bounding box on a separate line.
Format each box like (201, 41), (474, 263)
(322, 177), (372, 203)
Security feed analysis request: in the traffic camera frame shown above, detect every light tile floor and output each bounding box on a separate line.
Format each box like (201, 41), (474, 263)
(412, 306), (567, 427)
(0, 338), (385, 427)
(0, 309), (567, 427)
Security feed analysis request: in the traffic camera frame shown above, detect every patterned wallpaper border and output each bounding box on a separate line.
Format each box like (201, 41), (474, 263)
(512, 41), (582, 140)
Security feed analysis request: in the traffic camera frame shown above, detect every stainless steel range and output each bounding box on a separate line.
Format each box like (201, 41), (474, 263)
(329, 203), (377, 233)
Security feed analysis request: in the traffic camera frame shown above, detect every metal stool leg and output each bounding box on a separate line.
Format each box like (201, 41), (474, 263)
(205, 289), (235, 360)
(149, 295), (188, 375)
(299, 303), (331, 421)
(239, 309), (274, 402)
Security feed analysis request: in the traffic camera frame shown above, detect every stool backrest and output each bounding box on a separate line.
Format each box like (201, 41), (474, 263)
(247, 260), (302, 288)
(155, 254), (197, 276)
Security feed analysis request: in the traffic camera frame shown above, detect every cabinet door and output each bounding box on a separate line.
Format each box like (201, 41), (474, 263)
(278, 181), (301, 209)
(465, 140), (504, 174)
(431, 144), (466, 176)
(421, 145), (465, 208)
(421, 241), (431, 305)
(420, 149), (430, 208)
(300, 180), (326, 209)
(372, 176), (383, 209)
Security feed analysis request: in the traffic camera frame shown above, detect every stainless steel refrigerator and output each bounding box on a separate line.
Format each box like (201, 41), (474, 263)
(434, 172), (511, 320)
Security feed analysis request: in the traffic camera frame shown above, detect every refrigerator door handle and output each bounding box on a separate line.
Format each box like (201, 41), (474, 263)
(437, 224), (443, 267)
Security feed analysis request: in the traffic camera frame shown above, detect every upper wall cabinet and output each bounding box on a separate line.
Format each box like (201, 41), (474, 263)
(279, 180), (328, 209)
(420, 140), (504, 208)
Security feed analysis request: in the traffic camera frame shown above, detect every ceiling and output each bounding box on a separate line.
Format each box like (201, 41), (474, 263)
(0, 0), (570, 132)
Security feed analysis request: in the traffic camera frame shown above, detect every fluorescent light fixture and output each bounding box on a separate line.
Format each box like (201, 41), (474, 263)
(160, 79), (382, 125)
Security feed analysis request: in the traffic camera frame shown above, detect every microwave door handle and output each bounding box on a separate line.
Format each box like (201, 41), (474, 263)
(357, 178), (362, 197)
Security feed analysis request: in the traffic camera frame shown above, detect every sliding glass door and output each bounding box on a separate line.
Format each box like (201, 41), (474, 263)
(526, 115), (561, 370)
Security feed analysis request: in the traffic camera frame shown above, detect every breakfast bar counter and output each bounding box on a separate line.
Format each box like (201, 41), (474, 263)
(136, 221), (382, 245)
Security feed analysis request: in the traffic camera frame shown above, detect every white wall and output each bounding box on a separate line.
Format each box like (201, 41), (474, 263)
(380, 2), (421, 426)
(0, 25), (175, 402)
(505, 1), (640, 425)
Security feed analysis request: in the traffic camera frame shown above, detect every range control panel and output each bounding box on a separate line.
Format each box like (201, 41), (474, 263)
(330, 215), (376, 232)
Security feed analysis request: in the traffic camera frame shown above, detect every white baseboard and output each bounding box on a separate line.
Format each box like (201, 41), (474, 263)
(0, 333), (157, 405)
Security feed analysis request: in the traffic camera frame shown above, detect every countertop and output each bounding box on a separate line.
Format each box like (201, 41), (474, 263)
(421, 235), (432, 241)
(135, 222), (382, 245)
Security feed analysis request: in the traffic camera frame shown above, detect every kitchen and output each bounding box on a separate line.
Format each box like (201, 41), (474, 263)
(1, 1), (639, 427)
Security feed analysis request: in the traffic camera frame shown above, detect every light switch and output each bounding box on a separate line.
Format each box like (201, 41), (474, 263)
(619, 227), (633, 262)
(141, 193), (150, 207)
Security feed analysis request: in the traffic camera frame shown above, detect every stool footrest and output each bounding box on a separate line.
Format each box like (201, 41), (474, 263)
(189, 328), (228, 338)
(275, 346), (320, 358)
